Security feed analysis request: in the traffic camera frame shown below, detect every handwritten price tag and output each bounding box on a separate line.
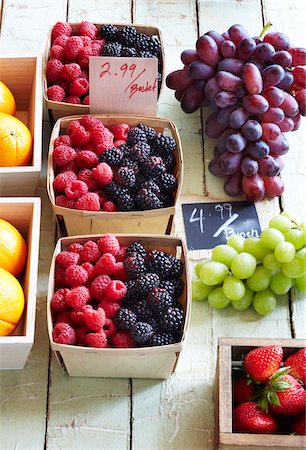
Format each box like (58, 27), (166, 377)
(89, 56), (158, 115)
(182, 201), (261, 250)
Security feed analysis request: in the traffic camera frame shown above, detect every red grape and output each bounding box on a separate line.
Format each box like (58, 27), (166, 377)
(242, 63), (263, 94)
(264, 32), (290, 51)
(262, 64), (285, 87)
(219, 151), (244, 175)
(292, 67), (306, 89)
(228, 24), (250, 45)
(243, 94), (269, 114)
(205, 77), (222, 100)
(272, 50), (292, 68)
(166, 69), (194, 90)
(215, 91), (238, 108)
(254, 42), (275, 62)
(224, 171), (243, 196)
(220, 40), (236, 58)
(258, 155), (280, 176)
(229, 107), (249, 129)
(217, 106), (238, 127)
(242, 174), (265, 202)
(181, 85), (206, 113)
(189, 60), (216, 80)
(278, 117), (294, 132)
(263, 175), (284, 197)
(279, 91), (299, 117)
(205, 30), (225, 49)
(241, 156), (258, 176)
(246, 140), (270, 159)
(216, 129), (236, 155)
(181, 49), (198, 65)
(258, 107), (285, 124)
(242, 119), (263, 141)
(288, 47), (306, 66)
(267, 133), (289, 155)
(175, 89), (185, 101)
(277, 70), (294, 91)
(209, 156), (225, 178)
(196, 35), (220, 66)
(226, 133), (247, 153)
(261, 122), (281, 141)
(205, 115), (227, 138)
(237, 38), (256, 61)
(218, 58), (244, 75)
(262, 86), (284, 107)
(216, 71), (243, 92)
(295, 90), (306, 116)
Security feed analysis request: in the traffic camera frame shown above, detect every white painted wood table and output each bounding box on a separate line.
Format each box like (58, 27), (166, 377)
(0, 1), (306, 449)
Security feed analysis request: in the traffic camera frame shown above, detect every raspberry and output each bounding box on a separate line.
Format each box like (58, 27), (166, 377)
(64, 36), (84, 60)
(131, 322), (154, 344)
(81, 262), (96, 282)
(71, 126), (91, 148)
(75, 327), (87, 346)
(103, 318), (116, 337)
(66, 285), (90, 308)
(50, 288), (69, 312)
(55, 311), (75, 328)
(53, 145), (76, 167)
(49, 45), (65, 61)
(54, 135), (71, 147)
(77, 169), (99, 191)
(68, 243), (84, 254)
(69, 77), (89, 96)
(55, 195), (76, 209)
(98, 300), (121, 319)
(56, 251), (80, 268)
(80, 241), (100, 263)
(110, 124), (130, 141)
(61, 63), (82, 82)
(79, 36), (92, 46)
(71, 304), (93, 326)
(90, 274), (111, 301)
(67, 120), (82, 136)
(90, 126), (114, 147)
(115, 246), (127, 262)
(47, 59), (64, 82)
(112, 330), (136, 348)
(91, 40), (105, 56)
(84, 307), (106, 332)
(124, 252), (146, 278)
(65, 264), (88, 286)
(64, 96), (81, 104)
(79, 115), (102, 131)
(55, 265), (67, 288)
(80, 69), (89, 80)
(58, 161), (78, 174)
(113, 262), (129, 282)
(83, 95), (90, 105)
(95, 253), (117, 275)
(76, 46), (93, 69)
(76, 192), (100, 211)
(97, 234), (120, 255)
(53, 34), (69, 47)
(86, 331), (107, 348)
(114, 140), (126, 148)
(65, 180), (88, 200)
(79, 21), (98, 39)
(92, 163), (113, 186)
(53, 171), (77, 193)
(105, 280), (127, 301)
(53, 322), (76, 345)
(51, 22), (72, 42)
(75, 150), (98, 169)
(102, 201), (117, 212)
(47, 85), (65, 102)
(114, 308), (137, 331)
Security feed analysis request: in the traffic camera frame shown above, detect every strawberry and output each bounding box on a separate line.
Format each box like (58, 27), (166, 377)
(284, 348), (306, 383)
(243, 345), (283, 383)
(233, 374), (255, 405)
(233, 401), (278, 433)
(269, 374), (306, 416)
(292, 413), (306, 435)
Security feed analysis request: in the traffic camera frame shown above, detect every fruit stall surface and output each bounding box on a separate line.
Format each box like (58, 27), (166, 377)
(0, 0), (305, 449)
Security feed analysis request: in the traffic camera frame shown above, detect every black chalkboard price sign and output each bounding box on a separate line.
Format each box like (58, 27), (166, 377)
(182, 201), (261, 250)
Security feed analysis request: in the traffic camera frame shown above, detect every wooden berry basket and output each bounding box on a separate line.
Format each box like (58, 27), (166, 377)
(43, 23), (164, 122)
(216, 337), (306, 450)
(47, 234), (191, 378)
(0, 198), (41, 369)
(47, 114), (183, 236)
(0, 55), (42, 196)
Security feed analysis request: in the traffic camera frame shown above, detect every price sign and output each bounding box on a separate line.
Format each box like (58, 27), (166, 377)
(182, 201), (261, 250)
(89, 56), (158, 115)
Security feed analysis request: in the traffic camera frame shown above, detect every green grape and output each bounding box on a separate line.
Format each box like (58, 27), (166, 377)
(243, 237), (270, 262)
(285, 228), (304, 250)
(280, 211), (298, 222)
(231, 286), (254, 311)
(192, 280), (213, 301)
(231, 252), (257, 279)
(199, 261), (229, 286)
(194, 260), (209, 279)
(260, 228), (285, 249)
(274, 241), (296, 263)
(211, 244), (238, 268)
(222, 275), (245, 301)
(208, 287), (231, 309)
(269, 215), (292, 234)
(296, 248), (306, 258)
(253, 289), (277, 315)
(295, 274), (306, 293)
(282, 256), (306, 278)
(270, 272), (292, 295)
(226, 234), (245, 253)
(263, 253), (282, 272)
(246, 266), (271, 292)
(300, 222), (306, 245)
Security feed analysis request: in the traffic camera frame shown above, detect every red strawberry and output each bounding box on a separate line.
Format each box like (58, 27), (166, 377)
(270, 374), (306, 416)
(244, 346), (283, 383)
(284, 348), (306, 383)
(292, 413), (306, 435)
(233, 401), (278, 433)
(233, 375), (255, 405)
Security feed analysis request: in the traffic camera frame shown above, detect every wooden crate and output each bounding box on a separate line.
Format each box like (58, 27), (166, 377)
(47, 234), (190, 378)
(47, 114), (183, 236)
(43, 23), (164, 122)
(217, 338), (306, 450)
(0, 198), (41, 369)
(0, 56), (42, 196)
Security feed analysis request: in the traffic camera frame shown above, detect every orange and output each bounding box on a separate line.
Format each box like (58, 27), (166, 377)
(0, 112), (32, 167)
(0, 267), (25, 336)
(0, 81), (16, 116)
(0, 219), (27, 277)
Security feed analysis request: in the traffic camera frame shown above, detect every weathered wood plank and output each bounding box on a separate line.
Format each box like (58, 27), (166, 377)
(68, 0), (131, 23)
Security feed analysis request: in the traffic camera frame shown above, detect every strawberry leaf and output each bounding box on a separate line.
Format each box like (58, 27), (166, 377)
(267, 391), (280, 406)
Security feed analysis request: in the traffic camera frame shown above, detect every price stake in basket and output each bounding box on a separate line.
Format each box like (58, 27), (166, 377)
(89, 56), (158, 115)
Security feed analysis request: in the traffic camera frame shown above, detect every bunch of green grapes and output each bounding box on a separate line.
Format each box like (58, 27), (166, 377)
(192, 212), (306, 315)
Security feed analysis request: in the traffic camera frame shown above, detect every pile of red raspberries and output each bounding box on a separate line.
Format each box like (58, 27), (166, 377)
(52, 115), (178, 212)
(51, 234), (185, 348)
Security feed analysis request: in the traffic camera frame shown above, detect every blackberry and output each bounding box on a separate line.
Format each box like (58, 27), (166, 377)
(145, 250), (173, 279)
(135, 188), (162, 210)
(117, 25), (137, 46)
(158, 173), (178, 193)
(122, 47), (137, 57)
(103, 42), (122, 57)
(138, 51), (156, 58)
(159, 193), (174, 208)
(131, 322), (154, 345)
(141, 156), (166, 178)
(136, 123), (157, 142)
(126, 242), (146, 258)
(100, 24), (119, 42)
(114, 308), (137, 331)
(147, 288), (174, 313)
(130, 142), (151, 163)
(140, 180), (161, 196)
(131, 299), (152, 322)
(174, 279), (185, 299)
(159, 306), (184, 333)
(135, 34), (161, 56)
(118, 143), (130, 155)
(120, 158), (139, 174)
(134, 273), (160, 296)
(104, 182), (128, 201)
(150, 333), (177, 346)
(127, 127), (147, 146)
(116, 193), (134, 211)
(152, 133), (176, 155)
(124, 252), (146, 278)
(123, 280), (138, 303)
(114, 167), (136, 188)
(99, 147), (123, 167)
(146, 317), (158, 333)
(169, 256), (184, 279)
(159, 280), (176, 297)
(163, 153), (176, 172)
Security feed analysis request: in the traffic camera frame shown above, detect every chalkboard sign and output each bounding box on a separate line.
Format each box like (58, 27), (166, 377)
(182, 201), (261, 250)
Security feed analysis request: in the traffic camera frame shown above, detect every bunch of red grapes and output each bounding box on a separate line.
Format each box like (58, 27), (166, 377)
(166, 24), (306, 202)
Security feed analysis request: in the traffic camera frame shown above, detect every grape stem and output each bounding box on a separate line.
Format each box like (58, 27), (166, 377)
(259, 21), (273, 38)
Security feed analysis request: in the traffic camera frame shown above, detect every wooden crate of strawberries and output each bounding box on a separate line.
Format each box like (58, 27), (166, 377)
(217, 338), (306, 450)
